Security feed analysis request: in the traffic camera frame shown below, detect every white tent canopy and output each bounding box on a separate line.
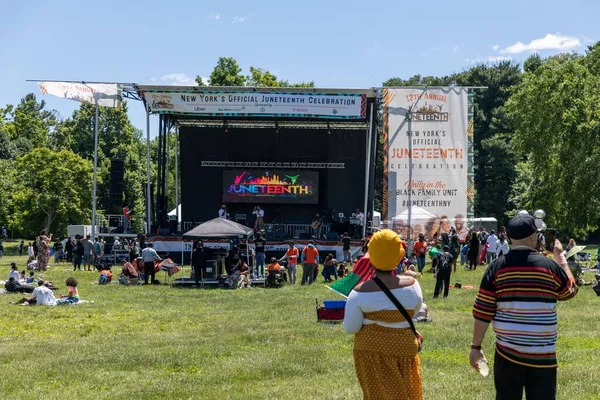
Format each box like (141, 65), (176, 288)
(168, 204), (181, 223)
(392, 206), (437, 221)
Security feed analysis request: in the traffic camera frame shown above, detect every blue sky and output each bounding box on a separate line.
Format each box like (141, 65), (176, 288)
(0, 0), (597, 134)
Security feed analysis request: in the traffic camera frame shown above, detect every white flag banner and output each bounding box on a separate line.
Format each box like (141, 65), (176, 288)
(38, 82), (121, 108)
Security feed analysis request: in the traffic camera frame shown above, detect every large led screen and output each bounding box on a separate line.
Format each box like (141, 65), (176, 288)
(222, 170), (319, 204)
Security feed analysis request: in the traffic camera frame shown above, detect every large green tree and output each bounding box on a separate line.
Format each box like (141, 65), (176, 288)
(57, 102), (147, 231)
(507, 50), (600, 236)
(11, 148), (93, 237)
(0, 94), (57, 158)
(454, 61), (522, 224)
(197, 57), (315, 87)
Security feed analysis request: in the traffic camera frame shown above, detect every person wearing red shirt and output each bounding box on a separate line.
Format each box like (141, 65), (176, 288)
(301, 240), (319, 285)
(413, 233), (428, 273)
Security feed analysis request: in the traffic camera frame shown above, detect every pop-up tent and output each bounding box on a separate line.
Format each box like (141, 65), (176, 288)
(183, 218), (254, 239)
(182, 218), (254, 268)
(168, 204), (181, 223)
(392, 206), (437, 222)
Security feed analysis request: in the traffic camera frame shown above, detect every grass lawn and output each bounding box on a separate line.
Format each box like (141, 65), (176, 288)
(0, 251), (599, 400)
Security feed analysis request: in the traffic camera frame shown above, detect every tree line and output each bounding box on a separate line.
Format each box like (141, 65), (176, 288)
(1, 51), (599, 239)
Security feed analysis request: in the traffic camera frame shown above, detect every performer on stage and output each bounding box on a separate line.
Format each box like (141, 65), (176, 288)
(311, 214), (323, 239)
(253, 206), (265, 232)
(122, 203), (132, 232)
(352, 209), (365, 239)
(218, 204), (228, 219)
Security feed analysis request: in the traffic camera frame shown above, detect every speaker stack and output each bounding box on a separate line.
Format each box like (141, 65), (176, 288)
(109, 159), (125, 212)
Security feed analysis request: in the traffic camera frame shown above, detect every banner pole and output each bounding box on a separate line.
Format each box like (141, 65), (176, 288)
(91, 100), (99, 242)
(175, 125), (179, 231)
(363, 103), (374, 237)
(145, 103), (152, 234)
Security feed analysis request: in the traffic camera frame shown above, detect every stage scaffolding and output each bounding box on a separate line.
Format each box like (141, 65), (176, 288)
(124, 85), (379, 237)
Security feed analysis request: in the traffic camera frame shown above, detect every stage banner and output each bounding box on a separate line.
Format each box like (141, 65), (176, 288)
(383, 88), (469, 241)
(38, 82), (122, 108)
(144, 91), (366, 119)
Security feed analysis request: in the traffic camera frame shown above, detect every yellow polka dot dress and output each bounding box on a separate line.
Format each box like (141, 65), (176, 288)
(353, 310), (423, 400)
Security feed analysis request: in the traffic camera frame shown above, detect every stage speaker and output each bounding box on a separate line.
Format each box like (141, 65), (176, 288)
(169, 220), (178, 234)
(204, 260), (218, 279)
(110, 158), (125, 206)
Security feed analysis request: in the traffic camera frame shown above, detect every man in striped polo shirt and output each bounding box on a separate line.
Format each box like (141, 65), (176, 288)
(470, 214), (578, 400)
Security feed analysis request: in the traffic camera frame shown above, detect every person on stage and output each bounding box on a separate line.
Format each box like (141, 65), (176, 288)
(253, 206), (265, 232)
(122, 203), (132, 232)
(311, 214), (323, 239)
(218, 204), (228, 219)
(352, 209), (365, 239)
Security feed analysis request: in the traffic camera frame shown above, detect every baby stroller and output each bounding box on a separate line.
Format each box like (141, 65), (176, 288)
(265, 262), (287, 289)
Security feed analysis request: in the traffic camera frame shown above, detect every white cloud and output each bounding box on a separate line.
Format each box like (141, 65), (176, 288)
(500, 33), (581, 54)
(452, 46), (459, 53)
(491, 44), (499, 51)
(467, 56), (513, 64)
(155, 73), (196, 86)
(208, 13), (221, 20)
(233, 14), (254, 23)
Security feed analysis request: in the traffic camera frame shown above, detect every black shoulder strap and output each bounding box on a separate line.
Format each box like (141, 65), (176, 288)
(372, 277), (418, 339)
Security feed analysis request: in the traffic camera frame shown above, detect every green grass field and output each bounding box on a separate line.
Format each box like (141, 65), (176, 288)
(0, 249), (599, 400)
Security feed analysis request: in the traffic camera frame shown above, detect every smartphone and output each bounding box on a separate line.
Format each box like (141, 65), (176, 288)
(544, 229), (558, 251)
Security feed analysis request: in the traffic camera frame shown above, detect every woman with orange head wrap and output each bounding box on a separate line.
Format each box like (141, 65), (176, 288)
(343, 229), (423, 400)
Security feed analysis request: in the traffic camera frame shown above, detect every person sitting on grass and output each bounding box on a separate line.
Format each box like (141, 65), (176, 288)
(56, 277), (79, 305)
(5, 277), (34, 293)
(322, 253), (338, 282)
(20, 270), (27, 282)
(98, 267), (113, 285)
(337, 261), (348, 278)
(403, 264), (418, 278)
(229, 258), (250, 289)
(27, 257), (38, 270)
(119, 259), (139, 286)
(8, 262), (19, 281)
(26, 271), (35, 283)
(16, 280), (56, 306)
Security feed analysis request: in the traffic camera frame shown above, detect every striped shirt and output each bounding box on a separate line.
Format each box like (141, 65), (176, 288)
(473, 247), (577, 368)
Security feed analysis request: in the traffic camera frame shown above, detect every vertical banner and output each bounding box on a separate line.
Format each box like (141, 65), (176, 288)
(383, 88), (470, 241)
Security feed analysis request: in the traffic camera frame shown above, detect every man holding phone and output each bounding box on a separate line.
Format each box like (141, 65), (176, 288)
(470, 213), (578, 400)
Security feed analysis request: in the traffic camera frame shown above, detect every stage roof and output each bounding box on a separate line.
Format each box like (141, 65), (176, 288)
(134, 85), (377, 97)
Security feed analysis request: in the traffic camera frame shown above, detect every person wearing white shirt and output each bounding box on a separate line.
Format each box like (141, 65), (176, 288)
(496, 234), (510, 257)
(253, 206), (265, 232)
(18, 280), (57, 306)
(141, 242), (162, 284)
(486, 231), (498, 264)
(218, 204), (228, 219)
(8, 262), (20, 281)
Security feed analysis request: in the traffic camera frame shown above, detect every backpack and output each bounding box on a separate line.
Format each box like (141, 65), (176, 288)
(98, 274), (109, 285)
(438, 253), (452, 271)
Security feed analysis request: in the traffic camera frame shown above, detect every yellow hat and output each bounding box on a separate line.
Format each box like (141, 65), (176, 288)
(368, 229), (405, 271)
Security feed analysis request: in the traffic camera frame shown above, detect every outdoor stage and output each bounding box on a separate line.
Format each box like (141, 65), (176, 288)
(135, 86), (378, 240)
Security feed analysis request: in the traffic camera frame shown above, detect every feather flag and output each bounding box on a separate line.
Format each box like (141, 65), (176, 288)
(327, 253), (375, 298)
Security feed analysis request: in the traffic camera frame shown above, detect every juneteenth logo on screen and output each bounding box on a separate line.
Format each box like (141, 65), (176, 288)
(223, 170), (318, 204)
